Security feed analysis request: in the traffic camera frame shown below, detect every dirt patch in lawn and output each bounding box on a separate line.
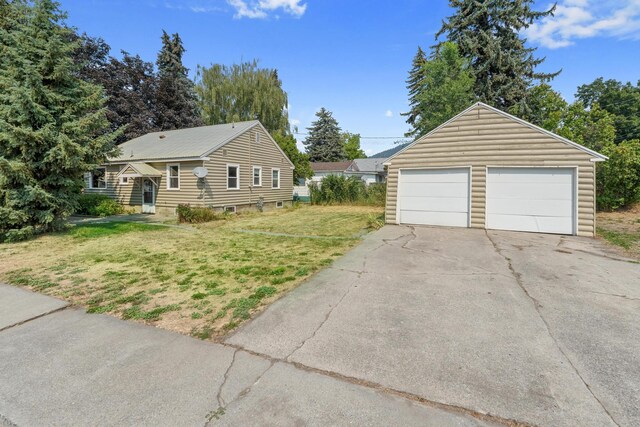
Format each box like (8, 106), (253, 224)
(0, 205), (382, 339)
(597, 205), (640, 260)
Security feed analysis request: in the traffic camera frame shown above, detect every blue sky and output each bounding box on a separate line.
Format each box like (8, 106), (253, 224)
(62, 0), (640, 155)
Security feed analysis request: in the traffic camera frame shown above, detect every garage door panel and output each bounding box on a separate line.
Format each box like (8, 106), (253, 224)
(487, 198), (573, 217)
(486, 214), (574, 234)
(401, 169), (469, 183)
(488, 168), (574, 183)
(400, 196), (468, 213)
(487, 168), (574, 235)
(400, 182), (469, 198)
(401, 210), (469, 227)
(398, 168), (470, 228)
(487, 182), (573, 200)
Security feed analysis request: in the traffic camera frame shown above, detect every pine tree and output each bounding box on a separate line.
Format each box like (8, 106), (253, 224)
(0, 0), (118, 241)
(303, 108), (345, 162)
(402, 47), (427, 137)
(155, 31), (202, 130)
(437, 0), (560, 111)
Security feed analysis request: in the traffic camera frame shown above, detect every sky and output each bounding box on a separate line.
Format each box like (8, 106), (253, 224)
(61, 0), (640, 155)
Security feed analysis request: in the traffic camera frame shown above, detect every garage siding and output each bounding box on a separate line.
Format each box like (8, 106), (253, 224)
(385, 105), (597, 236)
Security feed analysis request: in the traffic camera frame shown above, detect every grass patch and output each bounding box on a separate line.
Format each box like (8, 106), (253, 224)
(0, 205), (382, 338)
(69, 222), (165, 239)
(597, 227), (638, 249)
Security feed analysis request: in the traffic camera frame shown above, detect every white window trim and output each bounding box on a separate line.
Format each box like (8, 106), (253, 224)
(119, 176), (129, 185)
(224, 205), (237, 213)
(271, 168), (280, 189)
(227, 164), (240, 190)
(252, 166), (262, 187)
(166, 163), (181, 190)
(89, 167), (107, 189)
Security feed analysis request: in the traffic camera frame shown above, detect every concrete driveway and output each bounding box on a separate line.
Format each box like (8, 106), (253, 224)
(227, 225), (640, 427)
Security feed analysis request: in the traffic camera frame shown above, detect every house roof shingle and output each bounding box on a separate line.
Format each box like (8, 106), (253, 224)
(109, 120), (259, 162)
(311, 161), (354, 172)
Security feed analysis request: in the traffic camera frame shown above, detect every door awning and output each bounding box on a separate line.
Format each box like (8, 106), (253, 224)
(116, 162), (163, 178)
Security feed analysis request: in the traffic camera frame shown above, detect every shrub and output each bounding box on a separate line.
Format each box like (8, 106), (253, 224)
(310, 175), (386, 206)
(77, 194), (125, 217)
(176, 204), (219, 223)
(597, 139), (640, 211)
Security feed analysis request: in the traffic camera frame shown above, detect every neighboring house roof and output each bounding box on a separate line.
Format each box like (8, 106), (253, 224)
(311, 161), (354, 172)
(350, 158), (386, 173)
(109, 120), (259, 162)
(369, 142), (410, 159)
(385, 102), (608, 163)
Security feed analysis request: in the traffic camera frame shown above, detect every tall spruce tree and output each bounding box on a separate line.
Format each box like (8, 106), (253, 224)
(437, 0), (560, 111)
(402, 47), (427, 137)
(155, 31), (202, 130)
(303, 108), (345, 162)
(0, 0), (117, 241)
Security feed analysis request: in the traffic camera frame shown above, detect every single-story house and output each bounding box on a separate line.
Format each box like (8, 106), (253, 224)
(85, 120), (295, 214)
(384, 102), (607, 237)
(309, 159), (386, 185)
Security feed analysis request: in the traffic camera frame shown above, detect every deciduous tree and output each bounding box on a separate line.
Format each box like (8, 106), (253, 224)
(342, 132), (365, 159)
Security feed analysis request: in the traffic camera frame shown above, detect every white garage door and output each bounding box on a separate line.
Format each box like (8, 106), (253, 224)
(486, 168), (575, 235)
(398, 168), (470, 227)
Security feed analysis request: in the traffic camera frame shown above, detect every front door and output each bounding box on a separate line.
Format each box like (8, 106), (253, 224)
(142, 178), (155, 214)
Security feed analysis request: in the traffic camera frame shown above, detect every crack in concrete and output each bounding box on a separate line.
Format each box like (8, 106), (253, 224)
(215, 348), (239, 408)
(0, 412), (17, 427)
(558, 236), (638, 263)
(0, 304), (69, 333)
(221, 342), (527, 427)
(485, 231), (621, 427)
(204, 359), (275, 427)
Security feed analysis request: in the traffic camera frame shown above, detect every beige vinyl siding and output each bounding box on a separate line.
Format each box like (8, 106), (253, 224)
(84, 164), (141, 206)
(385, 105), (597, 237)
(151, 161), (207, 209)
(204, 125), (294, 208)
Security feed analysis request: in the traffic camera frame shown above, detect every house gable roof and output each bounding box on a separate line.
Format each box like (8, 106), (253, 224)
(109, 120), (259, 162)
(311, 161), (354, 173)
(351, 158), (386, 173)
(385, 102), (608, 163)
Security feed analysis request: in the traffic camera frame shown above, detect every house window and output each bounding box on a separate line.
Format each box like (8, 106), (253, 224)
(227, 164), (239, 189)
(271, 168), (280, 189)
(255, 132), (260, 143)
(276, 201), (283, 208)
(119, 176), (129, 185)
(167, 164), (180, 189)
(253, 166), (262, 187)
(90, 167), (107, 189)
(224, 206), (236, 213)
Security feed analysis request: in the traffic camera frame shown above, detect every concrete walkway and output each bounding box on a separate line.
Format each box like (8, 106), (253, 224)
(0, 284), (495, 427)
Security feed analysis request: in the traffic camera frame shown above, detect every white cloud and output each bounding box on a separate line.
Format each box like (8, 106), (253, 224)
(290, 118), (301, 126)
(385, 110), (393, 118)
(228, 0), (306, 19)
(526, 0), (640, 48)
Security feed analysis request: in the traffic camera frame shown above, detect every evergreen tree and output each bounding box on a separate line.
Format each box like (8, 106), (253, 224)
(155, 31), (202, 130)
(272, 131), (312, 183)
(437, 0), (560, 111)
(196, 60), (290, 134)
(341, 132), (366, 159)
(402, 47), (427, 136)
(410, 42), (475, 137)
(303, 108), (345, 162)
(0, 0), (118, 241)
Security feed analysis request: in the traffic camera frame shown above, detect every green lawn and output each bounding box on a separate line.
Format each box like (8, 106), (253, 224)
(0, 205), (382, 339)
(597, 208), (640, 260)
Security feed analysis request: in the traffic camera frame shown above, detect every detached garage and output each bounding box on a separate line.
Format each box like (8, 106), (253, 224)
(385, 102), (607, 236)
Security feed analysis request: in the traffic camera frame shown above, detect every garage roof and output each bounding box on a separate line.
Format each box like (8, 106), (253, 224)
(385, 102), (608, 163)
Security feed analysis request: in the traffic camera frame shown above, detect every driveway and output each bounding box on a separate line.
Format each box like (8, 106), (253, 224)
(227, 225), (640, 427)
